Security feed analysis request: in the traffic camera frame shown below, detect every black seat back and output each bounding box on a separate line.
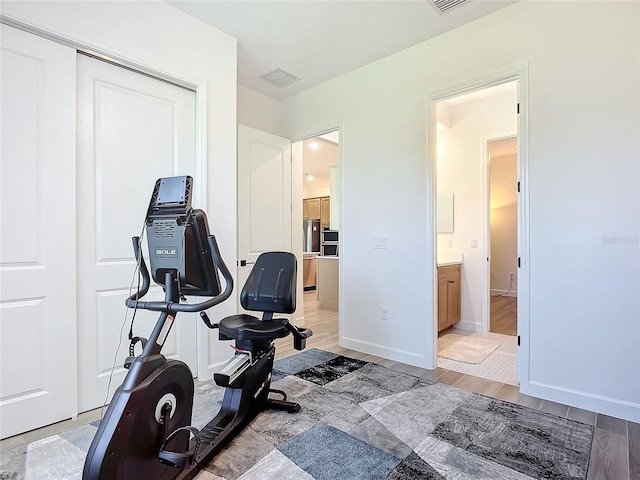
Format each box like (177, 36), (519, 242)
(240, 252), (296, 316)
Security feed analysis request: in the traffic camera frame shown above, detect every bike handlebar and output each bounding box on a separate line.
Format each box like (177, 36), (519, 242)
(125, 235), (234, 314)
(127, 237), (151, 301)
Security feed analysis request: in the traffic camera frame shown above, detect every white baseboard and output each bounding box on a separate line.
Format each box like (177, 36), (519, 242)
(340, 336), (433, 369)
(522, 380), (640, 423)
(453, 320), (483, 332)
(490, 289), (518, 298)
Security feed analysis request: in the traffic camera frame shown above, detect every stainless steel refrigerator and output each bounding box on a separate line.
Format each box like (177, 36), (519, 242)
(303, 219), (321, 253)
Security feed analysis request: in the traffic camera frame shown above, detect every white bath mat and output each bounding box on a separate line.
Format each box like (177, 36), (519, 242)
(438, 334), (500, 364)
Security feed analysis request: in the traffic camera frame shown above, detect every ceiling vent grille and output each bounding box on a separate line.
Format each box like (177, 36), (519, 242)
(430, 0), (469, 15)
(259, 68), (300, 88)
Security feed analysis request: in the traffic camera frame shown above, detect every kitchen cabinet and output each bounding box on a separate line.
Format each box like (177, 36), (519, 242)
(303, 197), (321, 219)
(320, 197), (330, 228)
(438, 263), (461, 332)
(303, 255), (317, 289)
(303, 196), (330, 224)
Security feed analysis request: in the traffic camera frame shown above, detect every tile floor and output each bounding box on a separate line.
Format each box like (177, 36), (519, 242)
(437, 327), (518, 386)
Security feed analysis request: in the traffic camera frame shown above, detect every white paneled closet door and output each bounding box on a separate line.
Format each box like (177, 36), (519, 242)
(76, 54), (199, 412)
(0, 25), (78, 439)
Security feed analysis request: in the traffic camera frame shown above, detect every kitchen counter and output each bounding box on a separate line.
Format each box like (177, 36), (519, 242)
(316, 256), (338, 311)
(316, 255), (339, 260)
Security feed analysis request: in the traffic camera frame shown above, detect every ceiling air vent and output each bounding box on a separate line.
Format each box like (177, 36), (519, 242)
(430, 0), (469, 15)
(259, 68), (300, 88)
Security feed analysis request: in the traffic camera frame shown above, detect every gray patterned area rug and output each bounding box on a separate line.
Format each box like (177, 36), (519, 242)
(194, 349), (594, 480)
(0, 349), (594, 480)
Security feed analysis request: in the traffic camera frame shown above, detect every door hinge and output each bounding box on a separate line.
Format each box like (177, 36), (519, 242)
(517, 335), (520, 346)
(517, 181), (520, 192)
(517, 257), (521, 268)
(517, 103), (520, 114)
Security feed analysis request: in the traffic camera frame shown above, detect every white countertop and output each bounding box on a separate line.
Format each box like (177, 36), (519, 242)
(437, 253), (463, 266)
(438, 260), (462, 266)
(316, 255), (339, 260)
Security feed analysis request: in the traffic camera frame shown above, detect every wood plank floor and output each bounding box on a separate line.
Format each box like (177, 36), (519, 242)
(276, 291), (639, 480)
(489, 294), (517, 336)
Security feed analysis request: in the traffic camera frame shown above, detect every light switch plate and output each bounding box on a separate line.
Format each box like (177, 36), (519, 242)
(373, 236), (388, 249)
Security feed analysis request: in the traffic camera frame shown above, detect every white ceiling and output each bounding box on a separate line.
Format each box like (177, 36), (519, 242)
(166, 0), (519, 100)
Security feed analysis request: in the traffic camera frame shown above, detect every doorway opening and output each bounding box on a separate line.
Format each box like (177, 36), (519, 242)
(295, 130), (340, 321)
(434, 80), (520, 388)
(488, 136), (518, 336)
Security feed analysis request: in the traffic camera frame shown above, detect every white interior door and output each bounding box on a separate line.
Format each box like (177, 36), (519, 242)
(76, 54), (199, 412)
(237, 126), (292, 312)
(0, 25), (77, 439)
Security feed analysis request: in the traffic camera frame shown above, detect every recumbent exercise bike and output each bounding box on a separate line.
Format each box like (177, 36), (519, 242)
(83, 176), (312, 480)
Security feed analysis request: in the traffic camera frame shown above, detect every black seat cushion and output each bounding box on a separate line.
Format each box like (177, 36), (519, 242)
(240, 252), (296, 314)
(219, 314), (290, 341)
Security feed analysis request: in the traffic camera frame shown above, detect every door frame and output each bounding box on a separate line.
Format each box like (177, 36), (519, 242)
(0, 15), (213, 384)
(427, 63), (530, 387)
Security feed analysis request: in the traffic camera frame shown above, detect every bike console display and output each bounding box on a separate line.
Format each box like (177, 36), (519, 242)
(145, 176), (221, 297)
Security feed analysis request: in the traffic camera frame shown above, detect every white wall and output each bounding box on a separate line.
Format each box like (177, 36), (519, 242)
(437, 91), (517, 330)
(303, 185), (331, 199)
(238, 85), (285, 136)
(282, 0), (640, 421)
(1, 0), (239, 377)
(490, 153), (518, 294)
(303, 141), (338, 199)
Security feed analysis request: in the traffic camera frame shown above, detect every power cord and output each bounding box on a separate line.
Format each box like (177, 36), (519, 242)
(491, 275), (514, 297)
(101, 222), (146, 418)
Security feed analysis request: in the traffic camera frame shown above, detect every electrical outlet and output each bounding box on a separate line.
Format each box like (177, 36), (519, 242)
(471, 238), (478, 248)
(447, 239), (453, 248)
(381, 308), (388, 321)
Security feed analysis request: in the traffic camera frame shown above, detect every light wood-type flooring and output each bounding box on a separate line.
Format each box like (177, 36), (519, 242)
(489, 294), (517, 336)
(2, 292), (638, 479)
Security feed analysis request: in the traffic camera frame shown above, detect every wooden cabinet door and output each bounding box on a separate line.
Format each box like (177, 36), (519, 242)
(447, 278), (460, 324)
(321, 196), (330, 228)
(438, 278), (449, 331)
(437, 264), (461, 332)
(303, 199), (309, 219)
(303, 257), (317, 288)
(308, 198), (321, 219)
